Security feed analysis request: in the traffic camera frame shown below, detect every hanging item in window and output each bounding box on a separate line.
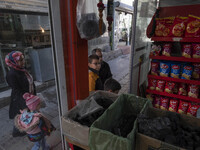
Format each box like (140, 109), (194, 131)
(76, 0), (106, 40)
(97, 0), (105, 35)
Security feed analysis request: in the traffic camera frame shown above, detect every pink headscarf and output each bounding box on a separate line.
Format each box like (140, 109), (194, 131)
(5, 51), (34, 94)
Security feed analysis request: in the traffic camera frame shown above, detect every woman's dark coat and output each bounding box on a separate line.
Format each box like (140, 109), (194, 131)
(6, 68), (35, 119)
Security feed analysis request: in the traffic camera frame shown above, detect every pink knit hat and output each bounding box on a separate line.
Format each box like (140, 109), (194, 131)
(23, 93), (40, 111)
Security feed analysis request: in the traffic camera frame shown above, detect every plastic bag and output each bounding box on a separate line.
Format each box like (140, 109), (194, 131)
(76, 0), (106, 40)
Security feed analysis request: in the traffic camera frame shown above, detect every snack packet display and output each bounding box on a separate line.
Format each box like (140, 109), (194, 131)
(162, 43), (172, 56)
(148, 79), (157, 90)
(151, 61), (159, 76)
(156, 80), (165, 92)
(181, 64), (193, 80)
(192, 43), (200, 58)
(187, 104), (200, 117)
(146, 94), (154, 101)
(170, 63), (181, 78)
(178, 101), (189, 114)
(173, 83), (178, 94)
(164, 82), (176, 93)
(160, 97), (169, 110)
(150, 44), (162, 56)
(182, 44), (192, 58)
(153, 96), (161, 108)
(185, 15), (200, 38)
(178, 83), (187, 96)
(168, 99), (179, 112)
(155, 17), (174, 37)
(192, 63), (200, 80)
(160, 62), (170, 77)
(188, 84), (199, 98)
(170, 16), (188, 37)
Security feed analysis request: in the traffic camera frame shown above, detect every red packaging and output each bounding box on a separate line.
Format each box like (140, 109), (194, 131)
(192, 63), (200, 80)
(156, 80), (165, 92)
(168, 99), (179, 112)
(151, 62), (159, 76)
(188, 84), (199, 98)
(192, 44), (200, 58)
(153, 96), (160, 108)
(178, 83), (187, 96)
(162, 43), (172, 56)
(187, 104), (200, 117)
(178, 101), (189, 114)
(170, 17), (188, 37)
(182, 44), (192, 58)
(185, 15), (200, 37)
(173, 83), (178, 94)
(148, 79), (157, 90)
(164, 82), (176, 93)
(160, 97), (169, 110)
(155, 17), (174, 37)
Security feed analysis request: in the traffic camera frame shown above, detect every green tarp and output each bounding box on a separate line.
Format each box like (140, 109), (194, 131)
(89, 94), (152, 150)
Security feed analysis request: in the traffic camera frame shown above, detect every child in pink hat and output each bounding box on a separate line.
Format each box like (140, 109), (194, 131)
(15, 93), (55, 150)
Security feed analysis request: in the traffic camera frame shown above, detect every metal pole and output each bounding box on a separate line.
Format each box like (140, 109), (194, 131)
(129, 0), (138, 94)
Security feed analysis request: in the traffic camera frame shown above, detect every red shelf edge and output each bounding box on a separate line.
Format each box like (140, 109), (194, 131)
(146, 89), (200, 103)
(149, 55), (200, 63)
(151, 37), (200, 43)
(148, 75), (200, 85)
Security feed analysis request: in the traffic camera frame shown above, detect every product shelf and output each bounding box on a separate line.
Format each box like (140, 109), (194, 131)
(151, 37), (200, 43)
(148, 75), (200, 85)
(146, 89), (200, 103)
(149, 55), (200, 63)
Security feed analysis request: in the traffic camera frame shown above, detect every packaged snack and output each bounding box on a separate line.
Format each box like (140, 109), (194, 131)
(188, 84), (199, 98)
(182, 44), (192, 58)
(178, 83), (187, 96)
(187, 104), (200, 117)
(146, 94), (154, 101)
(156, 80), (165, 92)
(160, 62), (170, 77)
(192, 43), (200, 58)
(192, 63), (200, 80)
(153, 96), (160, 108)
(151, 62), (159, 76)
(168, 99), (179, 112)
(181, 64), (193, 80)
(150, 44), (162, 56)
(164, 82), (176, 93)
(170, 63), (181, 78)
(178, 101), (189, 114)
(170, 16), (188, 37)
(148, 79), (157, 90)
(162, 43), (172, 56)
(173, 83), (178, 94)
(155, 17), (174, 37)
(160, 97), (169, 110)
(185, 15), (200, 37)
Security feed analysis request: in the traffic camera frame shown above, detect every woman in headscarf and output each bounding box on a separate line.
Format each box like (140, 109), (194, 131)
(5, 51), (36, 137)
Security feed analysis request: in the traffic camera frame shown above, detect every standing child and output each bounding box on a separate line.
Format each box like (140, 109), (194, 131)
(15, 93), (55, 150)
(88, 55), (103, 92)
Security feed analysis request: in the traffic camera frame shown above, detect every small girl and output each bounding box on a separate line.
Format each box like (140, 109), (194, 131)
(15, 93), (55, 150)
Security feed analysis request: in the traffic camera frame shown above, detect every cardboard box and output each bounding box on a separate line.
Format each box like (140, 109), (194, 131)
(62, 91), (118, 147)
(135, 107), (200, 150)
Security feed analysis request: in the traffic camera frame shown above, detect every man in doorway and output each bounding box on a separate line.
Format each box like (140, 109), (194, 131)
(92, 48), (112, 87)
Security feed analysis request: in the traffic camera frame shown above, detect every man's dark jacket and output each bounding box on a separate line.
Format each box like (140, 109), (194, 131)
(99, 61), (112, 85)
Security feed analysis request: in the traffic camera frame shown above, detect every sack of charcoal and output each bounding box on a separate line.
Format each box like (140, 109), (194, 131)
(89, 94), (151, 150)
